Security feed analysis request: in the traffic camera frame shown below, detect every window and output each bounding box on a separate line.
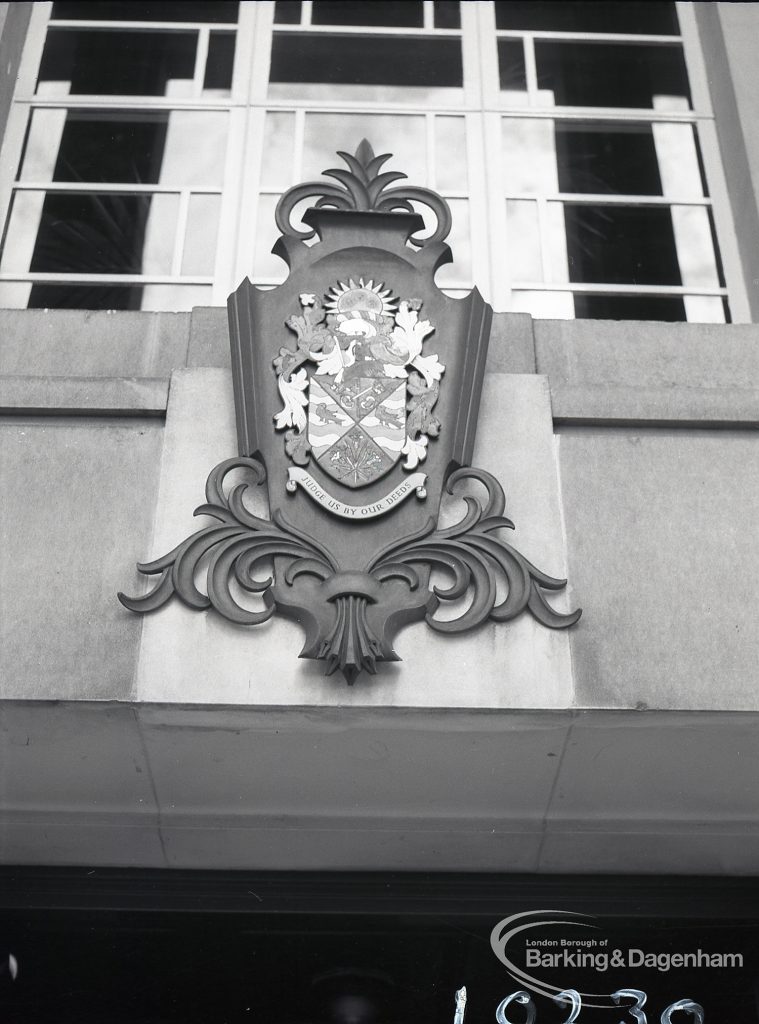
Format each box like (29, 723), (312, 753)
(0, 1), (748, 321)
(0, 1), (239, 311)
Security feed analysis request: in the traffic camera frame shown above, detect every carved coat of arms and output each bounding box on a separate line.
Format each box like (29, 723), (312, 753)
(120, 141), (580, 683)
(275, 280), (441, 504)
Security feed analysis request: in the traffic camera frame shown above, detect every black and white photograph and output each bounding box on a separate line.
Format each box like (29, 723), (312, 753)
(1, 1), (758, 1020)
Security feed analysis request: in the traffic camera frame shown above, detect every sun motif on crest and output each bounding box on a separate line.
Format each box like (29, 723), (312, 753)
(325, 279), (397, 318)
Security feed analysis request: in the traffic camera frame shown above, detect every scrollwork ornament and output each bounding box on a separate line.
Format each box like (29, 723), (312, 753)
(369, 468), (581, 633)
(275, 138), (452, 247)
(120, 459), (580, 684)
(118, 458), (336, 626)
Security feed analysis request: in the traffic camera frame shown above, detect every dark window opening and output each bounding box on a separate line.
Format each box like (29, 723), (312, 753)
(535, 41), (691, 109)
(274, 1), (302, 23)
(28, 113), (170, 185)
(204, 31), (236, 91)
(565, 204), (682, 285)
(555, 123), (664, 195)
(311, 1), (424, 28)
(574, 293), (686, 321)
(27, 283), (144, 310)
(28, 192), (153, 277)
(494, 1), (680, 35)
(38, 28), (197, 96)
(707, 207), (727, 290)
(434, 2), (460, 30)
(498, 40), (527, 92)
(51, 2), (239, 22)
(270, 34), (462, 88)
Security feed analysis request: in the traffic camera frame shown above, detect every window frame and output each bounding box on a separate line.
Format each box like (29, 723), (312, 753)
(0, 1), (750, 322)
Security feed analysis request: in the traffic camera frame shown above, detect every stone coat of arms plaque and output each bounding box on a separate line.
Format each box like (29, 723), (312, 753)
(120, 141), (580, 683)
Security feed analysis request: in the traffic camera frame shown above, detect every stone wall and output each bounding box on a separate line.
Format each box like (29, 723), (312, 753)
(3, 309), (759, 710)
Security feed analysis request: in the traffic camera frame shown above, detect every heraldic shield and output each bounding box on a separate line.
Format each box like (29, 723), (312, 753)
(119, 140), (580, 684)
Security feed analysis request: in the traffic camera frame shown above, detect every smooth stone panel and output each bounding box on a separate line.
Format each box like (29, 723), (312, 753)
(0, 417), (163, 699)
(485, 312), (536, 374)
(187, 306), (231, 368)
(559, 427), (759, 709)
(135, 369), (574, 708)
(536, 319), (759, 390)
(0, 310), (190, 378)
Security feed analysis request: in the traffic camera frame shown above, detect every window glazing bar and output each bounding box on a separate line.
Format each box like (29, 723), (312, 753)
(495, 31), (682, 44)
(47, 21), (238, 32)
(0, 273), (213, 284)
(270, 25), (461, 37)
(512, 282), (728, 296)
(511, 194), (714, 207)
(12, 183), (224, 194)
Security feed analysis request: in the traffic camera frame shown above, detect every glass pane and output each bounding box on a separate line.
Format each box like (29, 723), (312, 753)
(37, 28), (197, 97)
(670, 205), (720, 288)
(19, 110), (228, 187)
(434, 117), (467, 191)
(17, 108), (67, 181)
(311, 1), (423, 27)
(574, 294), (686, 320)
(434, 2), (460, 29)
(544, 201), (570, 281)
(683, 295), (726, 324)
(535, 41), (691, 109)
(494, 1), (679, 34)
(274, 2), (302, 24)
(564, 204), (681, 284)
(22, 281), (213, 310)
(498, 39), (527, 94)
(204, 31), (235, 94)
(182, 194), (221, 275)
(302, 113), (427, 184)
(140, 284), (213, 310)
(141, 193), (180, 274)
(0, 191), (46, 273)
(511, 290), (574, 318)
(506, 199), (542, 281)
(261, 112), (296, 189)
(651, 118), (706, 197)
(27, 283), (147, 309)
(21, 111), (168, 184)
(269, 34), (463, 98)
(51, 2), (239, 22)
(501, 118), (560, 193)
(556, 123), (665, 194)
(1, 191), (179, 277)
(148, 111), (228, 186)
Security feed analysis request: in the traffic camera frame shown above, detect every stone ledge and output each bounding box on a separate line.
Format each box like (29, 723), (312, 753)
(1, 702), (757, 874)
(551, 382), (759, 426)
(0, 375), (169, 415)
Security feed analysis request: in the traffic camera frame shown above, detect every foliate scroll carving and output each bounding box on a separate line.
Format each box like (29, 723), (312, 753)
(275, 138), (452, 247)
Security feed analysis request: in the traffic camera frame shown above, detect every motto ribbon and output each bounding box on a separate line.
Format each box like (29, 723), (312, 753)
(287, 467), (427, 519)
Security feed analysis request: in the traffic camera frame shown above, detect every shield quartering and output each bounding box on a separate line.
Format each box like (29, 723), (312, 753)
(309, 376), (405, 487)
